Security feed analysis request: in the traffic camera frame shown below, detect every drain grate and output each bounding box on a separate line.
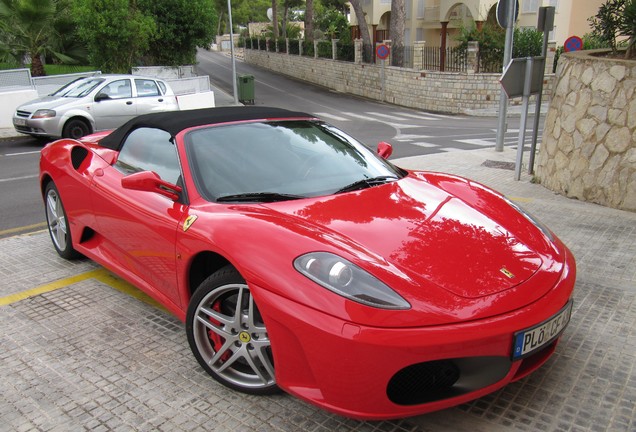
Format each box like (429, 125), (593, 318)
(481, 160), (515, 170)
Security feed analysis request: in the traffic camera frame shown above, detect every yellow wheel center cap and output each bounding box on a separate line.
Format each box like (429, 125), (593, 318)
(239, 332), (251, 343)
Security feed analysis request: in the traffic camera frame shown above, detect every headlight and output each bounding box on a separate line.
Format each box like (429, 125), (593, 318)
(505, 197), (554, 241)
(32, 109), (56, 119)
(294, 252), (410, 310)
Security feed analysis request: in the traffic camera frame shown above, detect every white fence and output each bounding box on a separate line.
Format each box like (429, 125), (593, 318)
(0, 69), (102, 96)
(131, 65), (197, 79)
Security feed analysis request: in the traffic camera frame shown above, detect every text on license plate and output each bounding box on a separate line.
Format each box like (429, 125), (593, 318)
(512, 300), (572, 360)
(14, 118), (27, 126)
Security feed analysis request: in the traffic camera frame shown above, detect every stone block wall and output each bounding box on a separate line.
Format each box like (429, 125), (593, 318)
(536, 50), (636, 212)
(243, 49), (553, 115)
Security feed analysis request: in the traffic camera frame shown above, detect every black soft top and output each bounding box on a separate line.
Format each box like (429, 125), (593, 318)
(99, 106), (314, 150)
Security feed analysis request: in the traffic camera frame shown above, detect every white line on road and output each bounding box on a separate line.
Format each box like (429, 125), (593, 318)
(2, 151), (41, 156)
(312, 112), (350, 121)
(0, 174), (38, 183)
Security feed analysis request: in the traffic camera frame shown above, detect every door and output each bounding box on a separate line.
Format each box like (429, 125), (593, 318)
(91, 78), (137, 130)
(91, 127), (185, 308)
(133, 78), (174, 115)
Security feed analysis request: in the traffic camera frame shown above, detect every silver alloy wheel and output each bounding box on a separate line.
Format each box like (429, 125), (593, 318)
(192, 283), (275, 390)
(46, 187), (68, 251)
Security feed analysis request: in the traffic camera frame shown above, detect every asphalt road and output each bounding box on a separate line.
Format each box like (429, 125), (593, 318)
(0, 50), (542, 238)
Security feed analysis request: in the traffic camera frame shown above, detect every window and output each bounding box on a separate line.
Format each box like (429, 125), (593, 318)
(135, 79), (161, 97)
(100, 79), (132, 99)
(115, 127), (181, 185)
(522, 0), (539, 13)
(405, 0), (412, 19)
(417, 0), (425, 18)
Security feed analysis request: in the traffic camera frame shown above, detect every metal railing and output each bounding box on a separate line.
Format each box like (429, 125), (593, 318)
(166, 76), (211, 95)
(0, 69), (33, 92)
(32, 71), (102, 96)
(132, 65), (197, 79)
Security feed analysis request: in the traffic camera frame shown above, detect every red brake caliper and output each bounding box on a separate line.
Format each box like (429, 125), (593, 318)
(209, 301), (231, 362)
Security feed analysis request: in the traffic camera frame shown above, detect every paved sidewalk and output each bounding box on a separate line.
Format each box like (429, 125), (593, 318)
(1, 144), (634, 431)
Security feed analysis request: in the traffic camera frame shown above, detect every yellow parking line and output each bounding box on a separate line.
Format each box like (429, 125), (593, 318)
(0, 268), (166, 312)
(509, 196), (533, 203)
(0, 223), (48, 237)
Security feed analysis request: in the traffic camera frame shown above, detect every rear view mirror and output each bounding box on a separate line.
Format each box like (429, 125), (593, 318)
(121, 171), (182, 201)
(95, 93), (110, 102)
(376, 141), (393, 159)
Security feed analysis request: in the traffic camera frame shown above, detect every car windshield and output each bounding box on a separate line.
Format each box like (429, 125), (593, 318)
(51, 78), (105, 98)
(186, 120), (405, 203)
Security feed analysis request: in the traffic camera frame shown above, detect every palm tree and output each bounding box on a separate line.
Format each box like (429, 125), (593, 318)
(305, 0), (314, 41)
(272, 0), (279, 39)
(349, 0), (372, 61)
(390, 0), (405, 67)
(0, 0), (76, 76)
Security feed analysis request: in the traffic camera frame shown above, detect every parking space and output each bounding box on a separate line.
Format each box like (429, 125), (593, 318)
(1, 147), (635, 431)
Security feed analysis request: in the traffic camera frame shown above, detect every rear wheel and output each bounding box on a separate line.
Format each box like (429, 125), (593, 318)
(62, 119), (90, 140)
(186, 266), (278, 395)
(44, 182), (80, 259)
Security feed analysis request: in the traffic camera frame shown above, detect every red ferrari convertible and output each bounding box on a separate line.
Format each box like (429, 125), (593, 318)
(39, 106), (575, 419)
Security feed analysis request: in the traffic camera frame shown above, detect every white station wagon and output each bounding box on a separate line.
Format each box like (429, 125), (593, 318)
(13, 74), (180, 140)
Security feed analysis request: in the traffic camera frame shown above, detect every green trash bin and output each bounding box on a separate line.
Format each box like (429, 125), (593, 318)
(236, 74), (255, 105)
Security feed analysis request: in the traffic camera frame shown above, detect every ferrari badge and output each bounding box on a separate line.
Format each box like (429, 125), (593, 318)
(183, 215), (198, 232)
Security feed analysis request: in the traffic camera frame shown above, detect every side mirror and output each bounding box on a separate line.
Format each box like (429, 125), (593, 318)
(376, 141), (393, 159)
(95, 93), (110, 102)
(121, 171), (182, 201)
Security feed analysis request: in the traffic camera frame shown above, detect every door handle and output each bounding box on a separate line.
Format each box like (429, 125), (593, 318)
(126, 101), (133, 105)
(158, 98), (164, 102)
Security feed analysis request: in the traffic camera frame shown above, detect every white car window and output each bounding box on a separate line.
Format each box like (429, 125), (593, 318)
(135, 79), (161, 97)
(99, 79), (132, 99)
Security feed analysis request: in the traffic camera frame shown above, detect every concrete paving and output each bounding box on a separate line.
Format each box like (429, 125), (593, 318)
(1, 143), (634, 431)
(2, 78), (635, 431)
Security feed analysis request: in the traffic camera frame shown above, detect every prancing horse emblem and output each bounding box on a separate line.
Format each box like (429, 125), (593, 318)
(183, 215), (198, 232)
(500, 267), (515, 279)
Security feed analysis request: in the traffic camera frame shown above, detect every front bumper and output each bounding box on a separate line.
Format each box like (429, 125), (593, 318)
(252, 249), (576, 420)
(13, 115), (62, 138)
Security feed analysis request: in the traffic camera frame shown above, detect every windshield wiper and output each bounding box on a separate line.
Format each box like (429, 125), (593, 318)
(335, 176), (398, 194)
(216, 192), (305, 203)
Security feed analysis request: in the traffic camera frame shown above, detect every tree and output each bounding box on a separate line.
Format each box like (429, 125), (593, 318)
(139, 0), (217, 66)
(389, 0), (405, 67)
(305, 0), (314, 41)
(0, 0), (78, 76)
(272, 0), (279, 39)
(588, 0), (636, 58)
(73, 0), (155, 73)
(349, 0), (372, 61)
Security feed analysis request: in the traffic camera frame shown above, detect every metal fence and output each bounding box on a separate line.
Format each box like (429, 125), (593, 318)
(166, 76), (211, 95)
(132, 65), (197, 79)
(421, 46), (467, 72)
(0, 69), (102, 95)
(32, 71), (102, 96)
(0, 69), (34, 92)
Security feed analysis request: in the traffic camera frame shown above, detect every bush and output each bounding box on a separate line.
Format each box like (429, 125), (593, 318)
(302, 40), (314, 57)
(337, 42), (354, 62)
(288, 39), (300, 55)
(317, 40), (332, 58)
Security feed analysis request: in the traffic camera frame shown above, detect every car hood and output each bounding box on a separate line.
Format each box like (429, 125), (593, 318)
(18, 96), (83, 112)
(263, 174), (550, 300)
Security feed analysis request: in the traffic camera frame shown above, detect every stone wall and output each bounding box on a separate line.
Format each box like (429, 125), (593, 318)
(536, 50), (636, 212)
(243, 49), (554, 115)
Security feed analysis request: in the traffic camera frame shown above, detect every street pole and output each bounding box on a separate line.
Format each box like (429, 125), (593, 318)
(495, 0), (516, 152)
(227, 0), (239, 105)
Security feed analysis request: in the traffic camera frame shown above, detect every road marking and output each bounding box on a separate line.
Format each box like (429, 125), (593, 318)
(0, 174), (38, 183)
(409, 142), (440, 148)
(0, 223), (47, 237)
(312, 112), (349, 121)
(3, 151), (41, 156)
(394, 112), (440, 121)
(0, 267), (166, 311)
(455, 138), (495, 146)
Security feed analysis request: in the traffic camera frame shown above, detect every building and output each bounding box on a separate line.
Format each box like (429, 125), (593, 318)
(349, 0), (603, 49)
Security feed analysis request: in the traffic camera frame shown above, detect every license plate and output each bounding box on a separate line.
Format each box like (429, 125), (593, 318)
(14, 118), (27, 126)
(512, 300), (572, 360)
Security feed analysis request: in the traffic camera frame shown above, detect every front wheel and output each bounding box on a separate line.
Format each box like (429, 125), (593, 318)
(62, 119), (90, 140)
(186, 266), (278, 395)
(44, 182), (80, 259)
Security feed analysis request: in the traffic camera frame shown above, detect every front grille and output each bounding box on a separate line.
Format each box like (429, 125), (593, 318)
(387, 356), (511, 405)
(16, 110), (31, 118)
